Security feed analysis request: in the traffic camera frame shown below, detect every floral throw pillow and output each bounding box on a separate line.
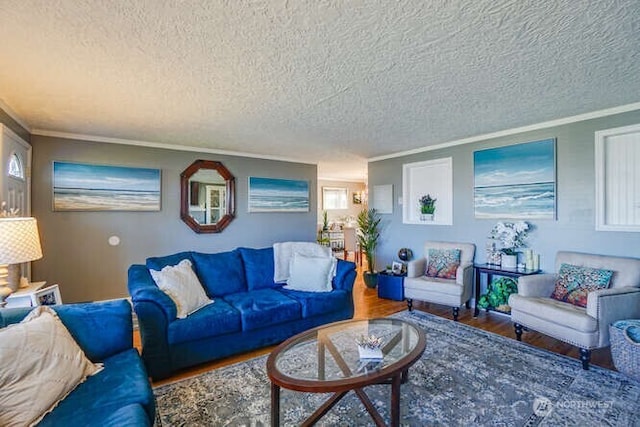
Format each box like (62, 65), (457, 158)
(550, 263), (613, 308)
(425, 248), (461, 279)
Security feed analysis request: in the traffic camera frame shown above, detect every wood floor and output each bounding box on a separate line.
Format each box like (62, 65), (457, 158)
(142, 263), (614, 387)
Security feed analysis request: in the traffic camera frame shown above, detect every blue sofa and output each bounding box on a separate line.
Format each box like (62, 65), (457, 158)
(0, 300), (155, 426)
(128, 246), (357, 380)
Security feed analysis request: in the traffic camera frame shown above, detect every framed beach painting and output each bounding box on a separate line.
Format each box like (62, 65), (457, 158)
(248, 177), (309, 212)
(474, 138), (556, 219)
(53, 161), (161, 211)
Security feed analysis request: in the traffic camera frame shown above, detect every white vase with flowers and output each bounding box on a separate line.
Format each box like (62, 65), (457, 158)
(490, 221), (530, 268)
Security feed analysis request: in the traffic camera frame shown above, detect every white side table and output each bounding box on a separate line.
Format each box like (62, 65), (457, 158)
(5, 282), (63, 308)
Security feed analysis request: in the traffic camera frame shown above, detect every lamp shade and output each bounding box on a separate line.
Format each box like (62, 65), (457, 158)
(0, 217), (43, 264)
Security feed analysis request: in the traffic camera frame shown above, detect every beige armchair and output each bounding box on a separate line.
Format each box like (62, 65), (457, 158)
(509, 251), (640, 370)
(404, 241), (476, 321)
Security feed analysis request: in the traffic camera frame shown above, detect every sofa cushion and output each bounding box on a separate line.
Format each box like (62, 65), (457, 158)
(168, 299), (242, 345)
(509, 294), (598, 332)
(223, 289), (301, 331)
(0, 306), (102, 427)
(550, 263), (613, 308)
(238, 247), (277, 290)
(150, 259), (213, 319)
(146, 251), (193, 270)
(426, 248), (461, 279)
(192, 250), (247, 297)
(285, 254), (336, 292)
(38, 348), (155, 427)
(278, 288), (350, 318)
(55, 300), (133, 361)
(404, 276), (462, 296)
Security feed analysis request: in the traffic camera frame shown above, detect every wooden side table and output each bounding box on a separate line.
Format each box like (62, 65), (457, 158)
(473, 264), (540, 317)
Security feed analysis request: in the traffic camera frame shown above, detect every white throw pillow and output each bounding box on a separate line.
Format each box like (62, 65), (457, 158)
(285, 253), (337, 292)
(0, 306), (102, 427)
(150, 259), (213, 319)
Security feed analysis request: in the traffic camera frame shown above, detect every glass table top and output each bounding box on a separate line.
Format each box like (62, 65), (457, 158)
(272, 318), (422, 383)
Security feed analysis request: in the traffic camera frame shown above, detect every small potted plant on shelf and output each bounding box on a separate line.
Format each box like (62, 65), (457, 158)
(356, 208), (381, 288)
(419, 194), (436, 221)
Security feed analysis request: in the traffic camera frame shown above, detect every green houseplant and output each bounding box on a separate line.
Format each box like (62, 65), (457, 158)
(419, 194), (436, 221)
(356, 208), (381, 288)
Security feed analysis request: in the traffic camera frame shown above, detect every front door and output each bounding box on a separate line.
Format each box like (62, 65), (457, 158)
(1, 124), (31, 216)
(0, 124), (33, 284)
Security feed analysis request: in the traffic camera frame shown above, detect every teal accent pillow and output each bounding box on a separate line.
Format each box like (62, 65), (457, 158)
(550, 263), (613, 308)
(426, 249), (461, 279)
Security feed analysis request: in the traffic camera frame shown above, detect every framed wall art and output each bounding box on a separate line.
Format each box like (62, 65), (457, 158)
(373, 184), (393, 214)
(474, 138), (556, 219)
(248, 177), (309, 212)
(402, 157), (453, 225)
(53, 161), (161, 211)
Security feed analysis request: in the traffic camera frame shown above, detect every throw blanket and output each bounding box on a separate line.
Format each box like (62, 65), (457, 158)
(273, 242), (332, 283)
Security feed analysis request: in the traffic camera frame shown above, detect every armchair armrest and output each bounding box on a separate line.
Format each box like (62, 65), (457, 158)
(587, 286), (640, 347)
(517, 273), (557, 297)
(587, 286), (640, 319)
(407, 258), (426, 278)
(456, 263), (473, 286)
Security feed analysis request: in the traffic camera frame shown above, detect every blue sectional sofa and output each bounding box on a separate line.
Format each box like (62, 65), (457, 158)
(0, 300), (155, 426)
(128, 246), (357, 380)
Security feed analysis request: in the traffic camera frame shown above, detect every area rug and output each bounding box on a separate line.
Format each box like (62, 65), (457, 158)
(154, 310), (639, 426)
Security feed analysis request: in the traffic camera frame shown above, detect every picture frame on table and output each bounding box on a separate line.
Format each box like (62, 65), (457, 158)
(391, 262), (403, 275)
(31, 285), (62, 306)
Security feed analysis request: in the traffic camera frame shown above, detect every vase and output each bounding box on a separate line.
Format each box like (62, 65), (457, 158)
(420, 213), (434, 221)
(485, 240), (500, 265)
(501, 254), (517, 269)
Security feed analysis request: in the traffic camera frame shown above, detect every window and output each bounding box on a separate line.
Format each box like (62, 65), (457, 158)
(8, 153), (24, 179)
(595, 124), (640, 232)
(322, 187), (348, 210)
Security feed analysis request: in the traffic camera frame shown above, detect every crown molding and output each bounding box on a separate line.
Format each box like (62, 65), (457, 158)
(317, 176), (366, 183)
(368, 102), (640, 162)
(30, 129), (317, 165)
(0, 99), (31, 132)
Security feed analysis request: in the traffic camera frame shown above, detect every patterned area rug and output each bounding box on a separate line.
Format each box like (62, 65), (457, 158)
(154, 310), (639, 426)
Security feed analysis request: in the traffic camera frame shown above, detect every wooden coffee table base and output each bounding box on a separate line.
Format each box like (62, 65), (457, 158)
(267, 318), (425, 427)
(271, 369), (408, 427)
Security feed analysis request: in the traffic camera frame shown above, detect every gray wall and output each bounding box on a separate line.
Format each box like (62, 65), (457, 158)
(30, 135), (317, 302)
(369, 110), (640, 273)
(0, 107), (30, 143)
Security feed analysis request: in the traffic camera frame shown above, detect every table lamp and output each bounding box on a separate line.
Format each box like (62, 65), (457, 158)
(0, 217), (43, 304)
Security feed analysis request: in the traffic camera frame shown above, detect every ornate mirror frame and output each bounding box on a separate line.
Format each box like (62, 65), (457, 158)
(180, 160), (235, 233)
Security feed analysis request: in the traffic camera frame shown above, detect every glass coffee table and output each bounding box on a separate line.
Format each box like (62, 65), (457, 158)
(266, 318), (426, 427)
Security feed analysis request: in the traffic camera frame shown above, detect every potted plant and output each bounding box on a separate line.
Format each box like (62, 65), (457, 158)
(322, 210), (329, 231)
(356, 208), (381, 288)
(419, 194), (436, 221)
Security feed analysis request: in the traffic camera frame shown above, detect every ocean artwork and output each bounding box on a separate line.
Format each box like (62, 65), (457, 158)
(248, 177), (309, 212)
(53, 162), (161, 211)
(474, 139), (556, 219)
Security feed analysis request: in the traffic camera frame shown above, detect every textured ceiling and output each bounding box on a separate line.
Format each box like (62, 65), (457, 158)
(0, 1), (639, 180)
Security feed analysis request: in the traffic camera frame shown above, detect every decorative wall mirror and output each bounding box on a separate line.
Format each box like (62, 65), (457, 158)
(180, 160), (235, 233)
